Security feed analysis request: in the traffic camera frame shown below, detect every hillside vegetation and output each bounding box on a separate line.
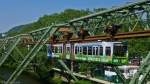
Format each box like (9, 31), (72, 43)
(5, 8), (150, 58)
(6, 8), (107, 36)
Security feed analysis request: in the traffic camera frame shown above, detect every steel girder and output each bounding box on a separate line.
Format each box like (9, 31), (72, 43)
(6, 25), (60, 83)
(112, 66), (127, 84)
(0, 34), (31, 66)
(129, 52), (150, 84)
(29, 27), (48, 41)
(0, 39), (8, 51)
(58, 60), (78, 81)
(0, 0), (149, 84)
(68, 0), (150, 36)
(0, 37), (21, 67)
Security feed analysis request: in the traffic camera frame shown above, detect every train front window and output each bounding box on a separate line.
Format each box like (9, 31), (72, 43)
(113, 43), (127, 57)
(106, 47), (111, 56)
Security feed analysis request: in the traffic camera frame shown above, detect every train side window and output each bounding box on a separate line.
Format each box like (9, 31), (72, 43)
(106, 47), (111, 56)
(79, 47), (82, 54)
(99, 47), (103, 56)
(75, 46), (78, 54)
(58, 47), (61, 53)
(67, 47), (70, 53)
(60, 46), (62, 53)
(55, 47), (58, 53)
(96, 47), (98, 55)
(76, 46), (81, 54)
(78, 46), (80, 54)
(88, 46), (92, 55)
(52, 46), (54, 52)
(83, 46), (87, 55)
(92, 47), (98, 56)
(53, 46), (55, 53)
(57, 47), (60, 53)
(92, 47), (95, 55)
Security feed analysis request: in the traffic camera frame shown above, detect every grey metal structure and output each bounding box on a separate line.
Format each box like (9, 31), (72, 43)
(0, 37), (21, 67)
(129, 52), (150, 84)
(69, 0), (150, 36)
(0, 0), (149, 84)
(58, 60), (78, 81)
(6, 25), (57, 83)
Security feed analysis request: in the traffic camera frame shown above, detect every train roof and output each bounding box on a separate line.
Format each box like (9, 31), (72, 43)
(74, 41), (122, 46)
(52, 41), (123, 46)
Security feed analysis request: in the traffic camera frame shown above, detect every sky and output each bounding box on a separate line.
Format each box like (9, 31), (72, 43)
(0, 0), (136, 33)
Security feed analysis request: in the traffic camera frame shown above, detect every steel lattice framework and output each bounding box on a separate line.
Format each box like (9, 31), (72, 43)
(69, 0), (150, 36)
(0, 0), (150, 84)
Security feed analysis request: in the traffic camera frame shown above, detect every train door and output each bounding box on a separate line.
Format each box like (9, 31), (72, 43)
(99, 46), (103, 56)
(87, 46), (92, 55)
(79, 46), (83, 54)
(83, 46), (87, 55)
(66, 44), (71, 54)
(92, 46), (98, 56)
(74, 45), (82, 55)
(66, 44), (71, 59)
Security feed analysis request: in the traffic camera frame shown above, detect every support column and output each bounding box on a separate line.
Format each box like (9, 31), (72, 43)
(112, 66), (126, 84)
(129, 52), (150, 84)
(58, 60), (78, 81)
(6, 25), (57, 83)
(0, 37), (21, 67)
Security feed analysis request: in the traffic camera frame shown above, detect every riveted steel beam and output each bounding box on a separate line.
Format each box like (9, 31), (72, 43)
(129, 52), (150, 84)
(70, 0), (150, 23)
(112, 66), (127, 84)
(6, 25), (58, 83)
(58, 60), (78, 81)
(0, 37), (21, 67)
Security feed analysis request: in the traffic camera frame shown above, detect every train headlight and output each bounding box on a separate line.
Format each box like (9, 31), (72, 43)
(97, 40), (102, 42)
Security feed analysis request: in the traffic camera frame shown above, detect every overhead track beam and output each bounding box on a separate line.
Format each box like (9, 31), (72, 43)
(70, 0), (150, 22)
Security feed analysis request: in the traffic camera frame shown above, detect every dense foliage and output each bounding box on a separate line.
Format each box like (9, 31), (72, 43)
(6, 8), (150, 58)
(6, 8), (107, 36)
(2, 8), (150, 83)
(7, 9), (88, 36)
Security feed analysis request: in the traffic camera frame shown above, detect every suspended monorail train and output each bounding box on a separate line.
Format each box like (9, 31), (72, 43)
(47, 41), (128, 65)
